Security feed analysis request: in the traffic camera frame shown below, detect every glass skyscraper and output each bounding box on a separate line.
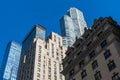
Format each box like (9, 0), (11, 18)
(60, 7), (87, 47)
(1, 41), (22, 80)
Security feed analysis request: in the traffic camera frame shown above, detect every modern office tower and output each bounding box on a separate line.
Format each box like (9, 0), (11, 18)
(17, 24), (67, 80)
(60, 7), (87, 47)
(62, 17), (120, 80)
(1, 41), (22, 80)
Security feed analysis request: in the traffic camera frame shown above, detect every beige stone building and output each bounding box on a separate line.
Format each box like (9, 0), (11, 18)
(62, 17), (120, 80)
(17, 24), (67, 80)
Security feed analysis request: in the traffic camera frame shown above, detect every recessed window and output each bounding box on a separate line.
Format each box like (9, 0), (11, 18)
(37, 68), (40, 72)
(77, 51), (82, 56)
(100, 40), (107, 48)
(92, 60), (98, 70)
(67, 52), (71, 56)
(85, 34), (89, 39)
(81, 70), (87, 79)
(107, 60), (116, 71)
(112, 73), (120, 80)
(79, 60), (85, 68)
(87, 41), (92, 47)
(37, 73), (40, 78)
(89, 50), (95, 59)
(104, 50), (111, 59)
(97, 31), (103, 37)
(69, 69), (74, 76)
(94, 71), (102, 80)
(76, 43), (80, 48)
(68, 59), (72, 64)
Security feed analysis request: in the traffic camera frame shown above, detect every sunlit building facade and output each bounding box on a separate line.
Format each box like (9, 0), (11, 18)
(60, 7), (87, 47)
(62, 17), (120, 80)
(17, 24), (67, 80)
(1, 41), (21, 80)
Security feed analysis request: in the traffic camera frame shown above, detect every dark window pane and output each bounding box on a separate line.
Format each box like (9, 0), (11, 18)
(81, 70), (87, 79)
(92, 60), (98, 70)
(97, 31), (103, 37)
(112, 73), (120, 80)
(68, 59), (72, 64)
(100, 40), (107, 48)
(89, 50), (95, 59)
(94, 71), (102, 80)
(104, 50), (111, 59)
(87, 41), (92, 47)
(79, 60), (85, 68)
(77, 51), (82, 56)
(107, 61), (116, 71)
(69, 69), (74, 76)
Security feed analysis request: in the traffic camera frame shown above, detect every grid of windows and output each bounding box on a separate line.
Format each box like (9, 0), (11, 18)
(54, 61), (57, 80)
(37, 46), (42, 79)
(48, 59), (51, 80)
(52, 44), (54, 58)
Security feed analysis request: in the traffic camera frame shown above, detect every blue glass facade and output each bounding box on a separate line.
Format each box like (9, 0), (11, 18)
(60, 8), (87, 47)
(22, 24), (45, 49)
(1, 41), (21, 80)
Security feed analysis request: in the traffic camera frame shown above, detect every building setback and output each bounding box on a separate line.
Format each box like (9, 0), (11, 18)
(1, 41), (22, 80)
(17, 24), (67, 80)
(60, 7), (87, 47)
(62, 17), (120, 80)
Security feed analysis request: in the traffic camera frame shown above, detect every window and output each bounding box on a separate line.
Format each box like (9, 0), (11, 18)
(107, 60), (116, 71)
(38, 68), (40, 72)
(77, 51), (82, 56)
(89, 50), (95, 59)
(97, 31), (103, 37)
(87, 41), (92, 47)
(81, 70), (87, 79)
(92, 60), (98, 70)
(79, 60), (85, 68)
(112, 73), (120, 80)
(104, 50), (111, 59)
(61, 54), (63, 59)
(68, 59), (72, 64)
(38, 63), (41, 67)
(67, 52), (71, 56)
(54, 35), (56, 42)
(85, 34), (89, 39)
(69, 69), (74, 76)
(37, 73), (40, 77)
(76, 43), (80, 48)
(100, 40), (107, 48)
(94, 71), (102, 80)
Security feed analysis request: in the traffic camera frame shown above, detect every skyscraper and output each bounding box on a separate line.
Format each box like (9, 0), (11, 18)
(17, 24), (67, 80)
(1, 41), (22, 80)
(60, 7), (87, 47)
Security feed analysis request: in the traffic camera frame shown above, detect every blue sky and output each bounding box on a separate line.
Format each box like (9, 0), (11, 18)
(0, 0), (120, 65)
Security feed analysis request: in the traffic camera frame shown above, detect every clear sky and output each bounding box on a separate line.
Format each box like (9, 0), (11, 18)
(0, 0), (120, 66)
